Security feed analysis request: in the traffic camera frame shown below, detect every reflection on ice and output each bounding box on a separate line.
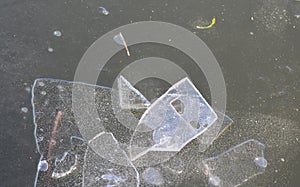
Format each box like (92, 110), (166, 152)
(203, 139), (267, 187)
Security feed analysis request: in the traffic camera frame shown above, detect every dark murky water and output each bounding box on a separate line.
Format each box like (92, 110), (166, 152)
(0, 0), (299, 186)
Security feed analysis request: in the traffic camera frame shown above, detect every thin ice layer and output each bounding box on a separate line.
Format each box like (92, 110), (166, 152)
(118, 75), (151, 110)
(129, 77), (217, 161)
(83, 132), (139, 187)
(202, 139), (267, 187)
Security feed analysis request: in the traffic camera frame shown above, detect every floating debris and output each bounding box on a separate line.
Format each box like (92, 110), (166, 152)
(294, 15), (300, 19)
(196, 17), (216, 29)
(21, 107), (28, 113)
(99, 6), (109, 16)
(47, 47), (54, 53)
(250, 31), (254, 35)
(53, 30), (62, 37)
(113, 32), (131, 56)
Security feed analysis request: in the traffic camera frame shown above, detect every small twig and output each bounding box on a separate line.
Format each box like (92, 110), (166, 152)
(47, 111), (62, 160)
(119, 32), (131, 57)
(45, 111), (62, 185)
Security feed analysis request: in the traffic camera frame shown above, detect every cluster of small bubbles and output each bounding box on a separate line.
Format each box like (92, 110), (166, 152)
(47, 47), (54, 53)
(38, 160), (49, 172)
(208, 176), (221, 186)
(21, 107), (28, 113)
(40, 91), (47, 95)
(99, 7), (109, 15)
(254, 157), (268, 168)
(53, 30), (62, 37)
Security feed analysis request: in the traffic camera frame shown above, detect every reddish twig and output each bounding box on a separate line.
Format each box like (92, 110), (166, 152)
(46, 111), (62, 185)
(47, 111), (62, 160)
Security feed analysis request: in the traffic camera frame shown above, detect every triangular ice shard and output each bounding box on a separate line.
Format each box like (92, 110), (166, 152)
(118, 76), (151, 110)
(129, 77), (217, 161)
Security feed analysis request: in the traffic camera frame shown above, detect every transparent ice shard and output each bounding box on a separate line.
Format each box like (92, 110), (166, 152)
(118, 75), (151, 110)
(198, 111), (233, 152)
(202, 139), (267, 187)
(83, 132), (139, 187)
(129, 77), (217, 161)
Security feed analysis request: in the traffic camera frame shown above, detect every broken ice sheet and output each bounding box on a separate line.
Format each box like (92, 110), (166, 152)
(129, 77), (217, 161)
(83, 132), (139, 187)
(202, 139), (267, 187)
